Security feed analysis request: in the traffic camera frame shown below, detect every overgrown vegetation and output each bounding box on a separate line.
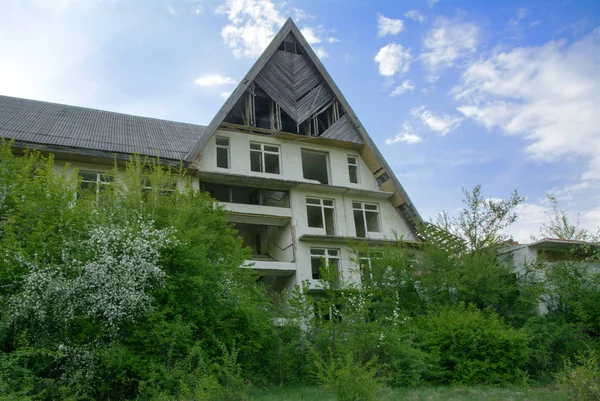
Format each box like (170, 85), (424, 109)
(1, 142), (599, 400)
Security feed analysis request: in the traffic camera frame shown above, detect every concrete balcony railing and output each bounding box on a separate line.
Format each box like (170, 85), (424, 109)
(244, 256), (296, 275)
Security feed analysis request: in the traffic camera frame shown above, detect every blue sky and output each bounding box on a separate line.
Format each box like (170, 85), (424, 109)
(1, 0), (599, 241)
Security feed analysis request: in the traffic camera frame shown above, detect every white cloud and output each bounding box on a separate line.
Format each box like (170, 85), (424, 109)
(412, 106), (463, 135)
(374, 43), (412, 76)
(427, 0), (439, 8)
(390, 79), (415, 96)
(314, 47), (328, 59)
(327, 37), (340, 43)
(293, 7), (313, 22)
(386, 131), (422, 145)
(216, 1), (329, 59)
(509, 8), (527, 27)
(194, 74), (236, 87)
(301, 27), (321, 45)
(0, 1), (126, 107)
(167, 4), (176, 15)
(421, 17), (478, 77)
(454, 28), (600, 182)
(508, 196), (600, 243)
(377, 14), (404, 37)
(220, 91), (232, 99)
(217, 0), (285, 58)
(404, 10), (425, 23)
(193, 5), (202, 15)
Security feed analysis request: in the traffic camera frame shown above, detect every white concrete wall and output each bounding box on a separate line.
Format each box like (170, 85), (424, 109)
(196, 129), (418, 291)
(198, 130), (379, 191)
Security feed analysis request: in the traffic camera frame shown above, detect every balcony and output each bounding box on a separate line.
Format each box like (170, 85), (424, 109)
(245, 256), (296, 275)
(234, 222), (295, 276)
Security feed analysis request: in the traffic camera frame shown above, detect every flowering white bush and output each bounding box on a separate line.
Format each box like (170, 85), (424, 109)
(9, 220), (177, 330)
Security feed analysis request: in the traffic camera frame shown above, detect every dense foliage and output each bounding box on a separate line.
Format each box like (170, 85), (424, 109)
(1, 142), (599, 400)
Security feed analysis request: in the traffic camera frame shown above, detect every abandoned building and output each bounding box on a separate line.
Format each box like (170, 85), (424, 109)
(0, 19), (422, 298)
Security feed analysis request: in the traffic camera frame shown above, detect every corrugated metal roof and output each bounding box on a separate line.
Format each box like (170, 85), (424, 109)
(0, 95), (208, 160)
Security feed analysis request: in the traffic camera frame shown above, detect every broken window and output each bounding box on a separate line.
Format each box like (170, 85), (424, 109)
(216, 136), (230, 168)
(199, 182), (289, 207)
(310, 248), (340, 286)
(254, 90), (271, 129)
(353, 202), (381, 238)
(261, 189), (290, 207)
(347, 155), (359, 184)
(376, 172), (390, 186)
(250, 142), (280, 174)
(301, 149), (329, 184)
(277, 40), (303, 55)
(306, 197), (335, 235)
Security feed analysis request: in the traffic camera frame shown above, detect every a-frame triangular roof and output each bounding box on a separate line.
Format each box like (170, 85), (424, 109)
(186, 18), (423, 237)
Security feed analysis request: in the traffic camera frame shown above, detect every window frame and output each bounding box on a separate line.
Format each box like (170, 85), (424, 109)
(199, 182), (290, 208)
(78, 170), (112, 196)
(301, 148), (330, 185)
(352, 202), (381, 237)
(306, 197), (336, 235)
(358, 251), (384, 285)
(216, 136), (230, 169)
(250, 142), (281, 174)
(310, 248), (340, 285)
(347, 155), (359, 184)
(142, 177), (176, 198)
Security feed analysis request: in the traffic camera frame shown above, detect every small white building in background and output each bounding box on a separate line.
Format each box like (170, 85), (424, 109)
(0, 19), (422, 300)
(499, 238), (600, 313)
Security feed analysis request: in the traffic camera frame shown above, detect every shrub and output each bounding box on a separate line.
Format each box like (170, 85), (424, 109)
(414, 304), (530, 385)
(523, 316), (593, 378)
(313, 349), (384, 401)
(556, 348), (600, 401)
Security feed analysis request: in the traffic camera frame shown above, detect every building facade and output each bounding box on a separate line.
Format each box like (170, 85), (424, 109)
(0, 19), (422, 297)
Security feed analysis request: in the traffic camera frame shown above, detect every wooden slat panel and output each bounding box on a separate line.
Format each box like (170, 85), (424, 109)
(391, 192), (405, 208)
(358, 145), (382, 173)
(320, 114), (363, 144)
(380, 180), (396, 193)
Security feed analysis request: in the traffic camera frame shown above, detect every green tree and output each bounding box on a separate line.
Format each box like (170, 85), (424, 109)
(436, 185), (524, 251)
(0, 142), (276, 399)
(535, 195), (590, 241)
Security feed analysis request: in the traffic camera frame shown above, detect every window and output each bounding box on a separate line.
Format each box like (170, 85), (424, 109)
(79, 170), (112, 195)
(358, 251), (383, 285)
(376, 172), (390, 186)
(200, 182), (290, 208)
(353, 202), (381, 237)
(142, 177), (176, 199)
(314, 302), (343, 322)
(216, 136), (230, 168)
(306, 197), (335, 235)
(310, 248), (340, 288)
(347, 155), (359, 184)
(301, 149), (329, 184)
(250, 142), (280, 174)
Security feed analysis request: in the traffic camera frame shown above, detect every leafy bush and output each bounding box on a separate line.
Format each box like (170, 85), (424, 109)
(523, 316), (593, 378)
(413, 304), (530, 385)
(0, 143), (275, 399)
(556, 348), (600, 400)
(313, 349), (384, 401)
(383, 331), (439, 387)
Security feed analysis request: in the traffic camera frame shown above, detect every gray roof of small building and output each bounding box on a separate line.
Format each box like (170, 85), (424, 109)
(0, 95), (208, 160)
